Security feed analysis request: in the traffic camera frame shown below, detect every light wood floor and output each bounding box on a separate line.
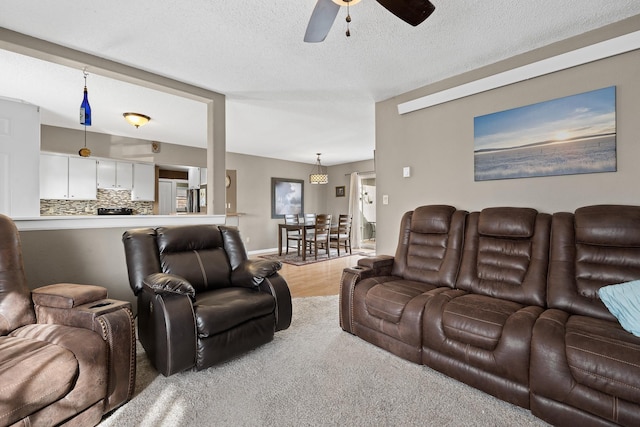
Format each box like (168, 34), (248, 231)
(256, 250), (375, 298)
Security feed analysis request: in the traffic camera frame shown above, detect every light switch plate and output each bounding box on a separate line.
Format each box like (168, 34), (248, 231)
(383, 195), (389, 205)
(403, 166), (411, 178)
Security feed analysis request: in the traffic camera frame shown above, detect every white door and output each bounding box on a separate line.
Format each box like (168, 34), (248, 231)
(158, 179), (174, 215)
(132, 163), (155, 201)
(359, 174), (376, 249)
(0, 99), (40, 217)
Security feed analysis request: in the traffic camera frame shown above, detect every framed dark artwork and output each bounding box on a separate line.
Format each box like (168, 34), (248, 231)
(335, 186), (345, 197)
(271, 178), (304, 219)
(474, 86), (616, 181)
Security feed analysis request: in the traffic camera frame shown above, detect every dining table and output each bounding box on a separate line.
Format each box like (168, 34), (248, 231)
(278, 222), (315, 261)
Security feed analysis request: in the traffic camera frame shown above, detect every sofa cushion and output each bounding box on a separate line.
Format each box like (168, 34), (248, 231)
(531, 309), (640, 426)
(456, 210), (550, 307)
(157, 225), (232, 291)
(0, 214), (36, 335)
(441, 293), (524, 350)
(411, 205), (456, 234)
(548, 209), (640, 321)
(478, 207), (537, 238)
(575, 205), (640, 247)
(391, 207), (466, 288)
(598, 280), (640, 337)
(0, 336), (77, 426)
(194, 288), (275, 336)
(565, 315), (640, 405)
(365, 279), (437, 323)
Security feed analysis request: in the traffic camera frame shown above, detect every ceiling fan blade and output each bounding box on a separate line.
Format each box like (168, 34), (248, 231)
(375, 0), (435, 27)
(304, 0), (340, 43)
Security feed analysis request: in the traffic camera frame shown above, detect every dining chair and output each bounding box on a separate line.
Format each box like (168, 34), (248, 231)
(304, 213), (316, 225)
(307, 214), (332, 260)
(303, 213), (317, 254)
(330, 214), (352, 255)
(284, 214), (302, 255)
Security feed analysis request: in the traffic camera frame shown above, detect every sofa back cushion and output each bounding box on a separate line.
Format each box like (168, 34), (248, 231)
(157, 225), (231, 292)
(456, 207), (551, 307)
(0, 215), (36, 335)
(547, 205), (640, 320)
(391, 205), (466, 288)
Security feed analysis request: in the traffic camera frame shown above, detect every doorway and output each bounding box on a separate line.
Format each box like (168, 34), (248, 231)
(358, 174), (376, 250)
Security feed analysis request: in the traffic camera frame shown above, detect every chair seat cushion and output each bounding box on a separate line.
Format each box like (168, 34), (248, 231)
(194, 288), (276, 336)
(0, 336), (77, 425)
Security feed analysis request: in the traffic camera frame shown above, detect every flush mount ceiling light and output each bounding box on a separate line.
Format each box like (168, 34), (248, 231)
(309, 153), (329, 184)
(123, 112), (151, 128)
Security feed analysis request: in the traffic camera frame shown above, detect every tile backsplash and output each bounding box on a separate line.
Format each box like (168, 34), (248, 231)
(41, 189), (154, 216)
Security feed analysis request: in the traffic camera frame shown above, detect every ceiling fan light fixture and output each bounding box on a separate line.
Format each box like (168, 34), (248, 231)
(123, 112), (151, 128)
(331, 0), (362, 6)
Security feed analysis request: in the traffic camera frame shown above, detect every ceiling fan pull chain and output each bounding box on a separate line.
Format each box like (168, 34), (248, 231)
(345, 3), (351, 37)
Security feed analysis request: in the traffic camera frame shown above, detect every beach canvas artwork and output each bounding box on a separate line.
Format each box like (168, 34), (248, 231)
(474, 86), (616, 181)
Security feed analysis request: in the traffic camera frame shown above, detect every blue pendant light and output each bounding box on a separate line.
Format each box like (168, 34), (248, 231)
(80, 69), (91, 126)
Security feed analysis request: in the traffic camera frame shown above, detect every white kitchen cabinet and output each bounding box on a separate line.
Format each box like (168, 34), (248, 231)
(40, 154), (68, 199)
(132, 162), (155, 201)
(97, 160), (133, 190)
(68, 157), (97, 199)
(40, 153), (96, 200)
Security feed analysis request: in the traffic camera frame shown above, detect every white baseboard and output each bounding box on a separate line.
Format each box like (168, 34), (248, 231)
(248, 247), (278, 256)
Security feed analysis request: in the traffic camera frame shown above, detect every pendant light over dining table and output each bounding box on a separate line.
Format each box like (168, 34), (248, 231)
(309, 153), (329, 184)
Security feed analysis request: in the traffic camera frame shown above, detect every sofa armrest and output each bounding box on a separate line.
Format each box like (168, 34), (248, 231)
(258, 272), (292, 331)
(31, 283), (136, 413)
(32, 283), (120, 329)
(137, 286), (197, 377)
(143, 272), (195, 298)
(232, 259), (282, 287)
(356, 255), (395, 275)
(32, 283), (107, 309)
(339, 255), (395, 334)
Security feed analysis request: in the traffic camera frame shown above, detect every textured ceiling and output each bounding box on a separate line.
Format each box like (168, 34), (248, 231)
(0, 1), (639, 166)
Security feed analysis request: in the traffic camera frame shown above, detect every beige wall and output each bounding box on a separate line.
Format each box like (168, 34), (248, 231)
(41, 125), (207, 167)
(325, 159), (375, 217)
(375, 26), (640, 255)
(20, 226), (136, 307)
(225, 153), (373, 252)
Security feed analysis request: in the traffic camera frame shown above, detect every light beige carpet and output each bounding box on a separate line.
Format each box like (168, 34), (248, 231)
(99, 296), (549, 426)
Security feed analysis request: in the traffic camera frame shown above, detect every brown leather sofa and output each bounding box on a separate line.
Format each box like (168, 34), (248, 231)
(122, 224), (292, 377)
(0, 214), (136, 426)
(340, 205), (640, 427)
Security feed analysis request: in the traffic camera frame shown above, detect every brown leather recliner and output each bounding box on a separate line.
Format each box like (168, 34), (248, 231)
(340, 205), (467, 363)
(0, 214), (136, 426)
(421, 207), (551, 409)
(122, 224), (292, 377)
(530, 205), (640, 426)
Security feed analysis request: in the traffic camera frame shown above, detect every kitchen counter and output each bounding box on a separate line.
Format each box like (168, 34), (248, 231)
(13, 214), (226, 231)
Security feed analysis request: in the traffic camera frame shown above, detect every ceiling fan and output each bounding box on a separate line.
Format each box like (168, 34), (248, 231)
(304, 0), (435, 43)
